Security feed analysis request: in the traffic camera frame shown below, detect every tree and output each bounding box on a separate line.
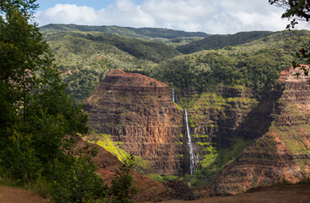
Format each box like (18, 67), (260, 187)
(0, 1), (137, 202)
(269, 0), (310, 28)
(0, 0), (88, 180)
(269, 0), (310, 71)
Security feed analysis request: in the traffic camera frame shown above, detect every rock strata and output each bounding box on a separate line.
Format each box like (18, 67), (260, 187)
(213, 65), (310, 194)
(85, 69), (183, 175)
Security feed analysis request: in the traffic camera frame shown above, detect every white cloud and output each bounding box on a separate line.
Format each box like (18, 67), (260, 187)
(35, 0), (310, 34)
(35, 0), (155, 28)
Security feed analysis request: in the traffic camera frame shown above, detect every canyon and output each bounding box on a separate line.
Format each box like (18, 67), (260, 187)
(84, 66), (310, 195)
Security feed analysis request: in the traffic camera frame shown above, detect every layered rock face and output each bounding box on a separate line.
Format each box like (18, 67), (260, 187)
(213, 65), (310, 194)
(85, 69), (183, 175)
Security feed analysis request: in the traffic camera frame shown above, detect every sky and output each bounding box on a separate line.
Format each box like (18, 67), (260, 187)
(34, 0), (310, 34)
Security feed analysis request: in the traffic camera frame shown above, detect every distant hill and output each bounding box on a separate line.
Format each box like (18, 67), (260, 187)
(46, 32), (181, 63)
(177, 31), (276, 54)
(40, 24), (210, 39)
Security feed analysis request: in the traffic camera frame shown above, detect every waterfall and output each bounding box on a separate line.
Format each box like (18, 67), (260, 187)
(184, 110), (195, 174)
(172, 89), (178, 103)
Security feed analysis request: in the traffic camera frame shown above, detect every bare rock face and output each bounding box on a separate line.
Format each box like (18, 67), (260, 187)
(84, 69), (183, 175)
(213, 65), (310, 194)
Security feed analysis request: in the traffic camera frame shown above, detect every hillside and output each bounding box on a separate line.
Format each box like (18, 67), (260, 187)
(177, 31), (276, 54)
(40, 24), (209, 39)
(45, 31), (181, 103)
(44, 29), (310, 104)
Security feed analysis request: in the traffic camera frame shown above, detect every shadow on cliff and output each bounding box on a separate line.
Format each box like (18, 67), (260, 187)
(209, 82), (285, 188)
(233, 83), (284, 140)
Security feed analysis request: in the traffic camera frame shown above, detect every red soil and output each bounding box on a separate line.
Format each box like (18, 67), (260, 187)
(2, 183), (310, 203)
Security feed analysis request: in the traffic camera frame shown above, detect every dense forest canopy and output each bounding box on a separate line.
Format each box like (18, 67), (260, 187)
(177, 31), (276, 54)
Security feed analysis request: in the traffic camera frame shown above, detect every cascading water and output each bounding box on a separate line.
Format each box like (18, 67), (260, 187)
(172, 89), (178, 103)
(184, 110), (195, 174)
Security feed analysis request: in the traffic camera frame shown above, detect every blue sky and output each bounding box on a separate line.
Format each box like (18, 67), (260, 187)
(34, 0), (310, 34)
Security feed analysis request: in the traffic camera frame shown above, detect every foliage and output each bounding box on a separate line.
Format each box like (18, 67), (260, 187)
(183, 138), (255, 187)
(150, 45), (293, 93)
(270, 0), (310, 75)
(106, 154), (138, 203)
(49, 154), (107, 203)
(44, 31), (182, 103)
(43, 28), (310, 104)
(146, 173), (178, 182)
(88, 133), (129, 162)
(177, 31), (275, 54)
(269, 0), (310, 28)
(0, 1), (137, 202)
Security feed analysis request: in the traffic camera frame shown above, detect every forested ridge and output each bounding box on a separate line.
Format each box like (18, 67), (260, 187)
(177, 31), (276, 54)
(43, 26), (310, 103)
(41, 23), (209, 39)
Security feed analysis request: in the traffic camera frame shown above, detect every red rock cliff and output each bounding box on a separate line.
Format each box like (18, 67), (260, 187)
(85, 69), (183, 175)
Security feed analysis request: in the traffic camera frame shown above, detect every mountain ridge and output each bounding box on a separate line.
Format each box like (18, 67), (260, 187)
(40, 23), (210, 39)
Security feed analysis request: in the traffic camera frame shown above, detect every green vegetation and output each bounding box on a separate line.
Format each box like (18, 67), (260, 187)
(0, 1), (137, 202)
(5, 1), (309, 194)
(146, 173), (178, 182)
(40, 24), (310, 105)
(150, 45), (295, 93)
(183, 138), (255, 187)
(44, 24), (310, 105)
(89, 134), (129, 161)
(45, 31), (181, 103)
(41, 23), (209, 39)
(177, 31), (275, 54)
(88, 133), (151, 173)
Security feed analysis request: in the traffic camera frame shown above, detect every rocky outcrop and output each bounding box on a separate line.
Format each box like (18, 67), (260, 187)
(213, 65), (310, 194)
(84, 69), (183, 175)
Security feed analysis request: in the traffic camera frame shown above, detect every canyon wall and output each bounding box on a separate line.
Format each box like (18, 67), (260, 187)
(213, 65), (310, 194)
(85, 69), (183, 175)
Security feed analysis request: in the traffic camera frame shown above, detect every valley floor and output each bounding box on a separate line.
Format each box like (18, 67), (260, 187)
(1, 183), (310, 203)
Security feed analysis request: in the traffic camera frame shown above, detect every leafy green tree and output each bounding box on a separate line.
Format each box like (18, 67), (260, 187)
(269, 0), (310, 28)
(270, 0), (310, 71)
(0, 0), (88, 180)
(0, 1), (137, 202)
(107, 154), (138, 203)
